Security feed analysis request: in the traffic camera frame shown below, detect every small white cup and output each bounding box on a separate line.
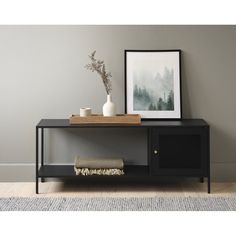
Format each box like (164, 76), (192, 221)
(80, 108), (92, 117)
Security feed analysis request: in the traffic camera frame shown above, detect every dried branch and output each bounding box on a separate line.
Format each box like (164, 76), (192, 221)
(85, 51), (112, 94)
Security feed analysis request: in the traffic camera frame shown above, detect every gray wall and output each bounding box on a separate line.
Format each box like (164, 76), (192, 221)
(0, 25), (236, 181)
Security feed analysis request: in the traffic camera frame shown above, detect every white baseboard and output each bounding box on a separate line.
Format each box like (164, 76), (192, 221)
(0, 163), (236, 182)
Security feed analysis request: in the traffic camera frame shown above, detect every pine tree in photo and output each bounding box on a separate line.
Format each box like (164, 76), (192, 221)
(149, 103), (156, 110)
(134, 84), (139, 97)
(133, 83), (153, 110)
(166, 90), (174, 110)
(157, 97), (164, 110)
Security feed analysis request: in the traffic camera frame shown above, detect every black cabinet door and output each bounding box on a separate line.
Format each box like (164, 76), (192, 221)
(149, 127), (208, 176)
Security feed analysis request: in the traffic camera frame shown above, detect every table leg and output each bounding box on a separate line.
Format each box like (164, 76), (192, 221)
(36, 127), (39, 194)
(207, 127), (210, 194)
(41, 128), (45, 183)
(208, 176), (211, 194)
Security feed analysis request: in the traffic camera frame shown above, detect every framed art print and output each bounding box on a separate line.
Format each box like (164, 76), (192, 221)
(125, 50), (182, 119)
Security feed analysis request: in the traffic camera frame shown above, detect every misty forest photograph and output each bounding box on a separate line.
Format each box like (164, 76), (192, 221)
(133, 67), (174, 111)
(126, 50), (181, 119)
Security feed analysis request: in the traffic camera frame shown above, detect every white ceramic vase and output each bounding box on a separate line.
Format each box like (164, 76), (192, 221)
(103, 94), (116, 116)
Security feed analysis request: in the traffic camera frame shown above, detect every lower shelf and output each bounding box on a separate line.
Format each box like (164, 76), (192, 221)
(38, 165), (149, 178)
(37, 165), (210, 193)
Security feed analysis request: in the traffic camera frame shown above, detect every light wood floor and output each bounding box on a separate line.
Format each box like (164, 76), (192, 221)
(0, 181), (236, 197)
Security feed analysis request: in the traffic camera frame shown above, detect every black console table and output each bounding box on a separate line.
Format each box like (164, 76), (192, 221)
(36, 119), (210, 194)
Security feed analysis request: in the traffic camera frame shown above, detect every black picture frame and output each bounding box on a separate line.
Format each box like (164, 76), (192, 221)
(125, 49), (182, 120)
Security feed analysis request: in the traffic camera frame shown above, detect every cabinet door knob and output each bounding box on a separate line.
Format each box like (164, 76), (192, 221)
(154, 150), (158, 154)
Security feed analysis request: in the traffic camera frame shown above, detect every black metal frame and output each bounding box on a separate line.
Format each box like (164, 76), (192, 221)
(36, 127), (38, 194)
(36, 127), (45, 194)
(124, 49), (182, 120)
(35, 119), (210, 194)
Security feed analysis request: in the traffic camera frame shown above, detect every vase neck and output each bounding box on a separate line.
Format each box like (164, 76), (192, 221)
(107, 94), (112, 102)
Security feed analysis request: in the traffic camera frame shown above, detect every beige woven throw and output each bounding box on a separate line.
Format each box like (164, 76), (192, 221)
(74, 167), (124, 176)
(74, 156), (124, 176)
(75, 156), (124, 169)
